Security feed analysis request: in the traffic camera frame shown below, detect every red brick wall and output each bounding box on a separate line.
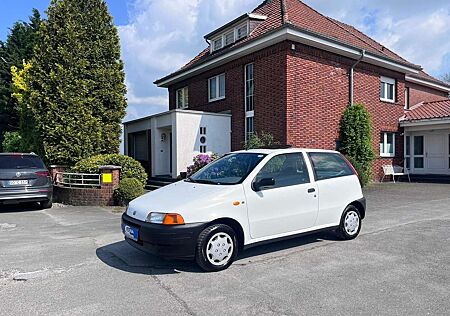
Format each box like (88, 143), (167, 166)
(168, 41), (448, 181)
(407, 82), (448, 106)
(286, 42), (405, 180)
(169, 42), (289, 150)
(53, 186), (115, 206)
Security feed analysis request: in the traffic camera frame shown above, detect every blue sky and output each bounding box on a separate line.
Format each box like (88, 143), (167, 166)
(1, 0), (450, 123)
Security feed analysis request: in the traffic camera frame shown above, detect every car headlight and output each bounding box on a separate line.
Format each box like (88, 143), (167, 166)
(146, 212), (185, 225)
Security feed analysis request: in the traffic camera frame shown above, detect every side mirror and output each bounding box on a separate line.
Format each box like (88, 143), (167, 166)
(253, 177), (275, 191)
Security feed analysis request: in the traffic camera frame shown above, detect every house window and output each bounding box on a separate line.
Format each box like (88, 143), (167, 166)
(208, 74), (225, 102)
(176, 87), (189, 109)
(380, 132), (395, 157)
(405, 135), (411, 169)
(236, 23), (248, 40)
(245, 63), (254, 141)
(448, 134), (450, 169)
(405, 87), (410, 110)
(213, 38), (222, 51)
(380, 76), (396, 103)
(224, 31), (234, 46)
(200, 145), (207, 153)
(414, 136), (424, 169)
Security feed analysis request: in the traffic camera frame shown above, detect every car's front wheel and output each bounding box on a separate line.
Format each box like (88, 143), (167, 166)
(195, 224), (238, 272)
(336, 205), (362, 240)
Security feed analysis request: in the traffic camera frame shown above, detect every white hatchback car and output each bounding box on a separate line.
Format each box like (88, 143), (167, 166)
(122, 148), (366, 272)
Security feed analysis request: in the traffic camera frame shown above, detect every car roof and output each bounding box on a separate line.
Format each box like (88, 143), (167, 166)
(233, 148), (339, 155)
(0, 152), (39, 156)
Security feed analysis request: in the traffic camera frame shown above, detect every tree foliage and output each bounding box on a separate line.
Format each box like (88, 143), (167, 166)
(442, 73), (450, 84)
(2, 131), (24, 152)
(339, 104), (374, 186)
(0, 9), (41, 150)
(244, 131), (279, 150)
(28, 0), (127, 164)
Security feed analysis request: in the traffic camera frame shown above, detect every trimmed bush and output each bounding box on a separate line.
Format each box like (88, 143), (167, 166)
(72, 154), (148, 186)
(339, 104), (374, 186)
(187, 153), (220, 177)
(114, 178), (145, 206)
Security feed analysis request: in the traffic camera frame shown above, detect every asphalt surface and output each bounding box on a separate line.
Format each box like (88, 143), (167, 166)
(1, 183), (449, 315)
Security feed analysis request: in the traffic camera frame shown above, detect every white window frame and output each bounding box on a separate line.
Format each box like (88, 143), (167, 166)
(380, 76), (396, 103)
(245, 63), (254, 141)
(176, 87), (189, 109)
(380, 132), (396, 157)
(210, 21), (249, 52)
(208, 74), (225, 102)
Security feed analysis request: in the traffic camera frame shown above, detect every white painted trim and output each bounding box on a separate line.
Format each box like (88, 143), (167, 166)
(156, 26), (420, 87)
(380, 132), (396, 157)
(400, 118), (450, 127)
(248, 13), (267, 20)
(406, 75), (450, 93)
(208, 74), (226, 102)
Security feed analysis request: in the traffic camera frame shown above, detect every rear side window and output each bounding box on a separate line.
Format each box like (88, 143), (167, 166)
(0, 155), (45, 169)
(308, 152), (354, 181)
(255, 153), (310, 189)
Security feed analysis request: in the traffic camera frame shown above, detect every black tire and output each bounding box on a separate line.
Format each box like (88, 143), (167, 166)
(336, 205), (362, 240)
(38, 200), (53, 210)
(195, 224), (238, 272)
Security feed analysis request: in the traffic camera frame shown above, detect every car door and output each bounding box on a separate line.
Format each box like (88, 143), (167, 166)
(244, 152), (319, 239)
(307, 152), (362, 227)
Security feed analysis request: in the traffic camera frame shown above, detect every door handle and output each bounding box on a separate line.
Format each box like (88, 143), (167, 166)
(308, 188), (316, 193)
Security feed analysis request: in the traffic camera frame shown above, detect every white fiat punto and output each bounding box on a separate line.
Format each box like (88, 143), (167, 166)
(122, 148), (366, 272)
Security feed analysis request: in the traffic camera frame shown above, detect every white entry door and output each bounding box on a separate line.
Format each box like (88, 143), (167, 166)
(426, 134), (446, 171)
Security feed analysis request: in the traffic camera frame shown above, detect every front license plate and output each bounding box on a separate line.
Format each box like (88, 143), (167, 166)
(8, 180), (28, 186)
(122, 224), (139, 241)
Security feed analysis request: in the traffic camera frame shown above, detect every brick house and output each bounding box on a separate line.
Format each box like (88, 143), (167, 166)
(124, 0), (450, 180)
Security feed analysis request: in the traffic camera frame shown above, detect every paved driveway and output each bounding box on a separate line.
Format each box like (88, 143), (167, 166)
(1, 183), (449, 315)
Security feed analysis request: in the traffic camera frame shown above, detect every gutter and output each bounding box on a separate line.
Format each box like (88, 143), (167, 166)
(349, 49), (365, 106)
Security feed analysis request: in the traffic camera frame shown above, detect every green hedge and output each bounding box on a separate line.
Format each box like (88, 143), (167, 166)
(114, 178), (145, 206)
(72, 154), (148, 186)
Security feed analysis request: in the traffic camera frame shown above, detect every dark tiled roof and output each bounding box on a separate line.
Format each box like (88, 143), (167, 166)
(408, 70), (450, 88)
(403, 100), (450, 121)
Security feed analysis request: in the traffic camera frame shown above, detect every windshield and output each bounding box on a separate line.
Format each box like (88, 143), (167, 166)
(0, 155), (45, 169)
(188, 153), (267, 185)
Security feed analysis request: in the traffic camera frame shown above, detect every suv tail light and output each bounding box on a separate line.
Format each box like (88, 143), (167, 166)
(35, 171), (50, 177)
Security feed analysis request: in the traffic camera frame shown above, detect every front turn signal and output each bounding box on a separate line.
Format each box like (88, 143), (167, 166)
(163, 213), (185, 225)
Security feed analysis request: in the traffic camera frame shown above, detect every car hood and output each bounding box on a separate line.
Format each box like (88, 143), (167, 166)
(127, 180), (244, 222)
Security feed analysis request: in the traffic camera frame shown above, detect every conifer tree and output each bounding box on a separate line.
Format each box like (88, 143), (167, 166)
(29, 0), (127, 164)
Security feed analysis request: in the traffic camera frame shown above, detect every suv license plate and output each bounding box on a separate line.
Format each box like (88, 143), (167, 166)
(8, 180), (28, 185)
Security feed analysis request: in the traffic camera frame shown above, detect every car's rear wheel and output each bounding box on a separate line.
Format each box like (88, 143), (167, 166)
(195, 224), (238, 272)
(336, 205), (361, 240)
(38, 200), (52, 209)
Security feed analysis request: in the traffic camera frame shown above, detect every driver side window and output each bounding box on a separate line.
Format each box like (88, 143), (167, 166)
(255, 153), (310, 189)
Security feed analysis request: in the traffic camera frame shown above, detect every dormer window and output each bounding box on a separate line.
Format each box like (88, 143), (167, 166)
(236, 24), (248, 40)
(213, 38), (223, 51)
(210, 22), (249, 53)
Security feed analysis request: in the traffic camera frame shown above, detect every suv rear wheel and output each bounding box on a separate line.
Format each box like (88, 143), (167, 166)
(38, 200), (52, 210)
(336, 205), (361, 240)
(195, 224), (238, 272)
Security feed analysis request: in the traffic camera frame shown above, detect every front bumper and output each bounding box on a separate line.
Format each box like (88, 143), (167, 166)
(121, 213), (207, 259)
(0, 187), (52, 204)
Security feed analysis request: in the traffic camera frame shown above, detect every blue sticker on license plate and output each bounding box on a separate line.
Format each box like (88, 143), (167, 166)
(122, 224), (139, 241)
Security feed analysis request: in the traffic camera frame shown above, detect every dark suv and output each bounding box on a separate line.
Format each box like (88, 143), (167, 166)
(0, 153), (53, 209)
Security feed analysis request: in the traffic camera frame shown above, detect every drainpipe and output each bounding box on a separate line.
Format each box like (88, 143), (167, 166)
(349, 49), (365, 106)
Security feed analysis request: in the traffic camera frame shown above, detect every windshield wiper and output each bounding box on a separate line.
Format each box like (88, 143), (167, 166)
(185, 178), (218, 185)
